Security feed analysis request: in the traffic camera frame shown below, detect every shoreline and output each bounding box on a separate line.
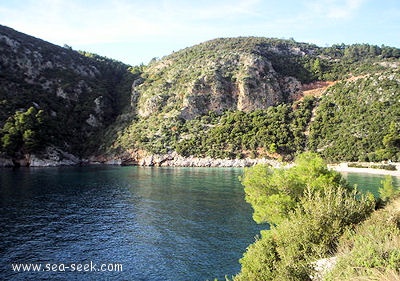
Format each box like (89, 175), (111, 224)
(328, 163), (400, 177)
(2, 152), (400, 178)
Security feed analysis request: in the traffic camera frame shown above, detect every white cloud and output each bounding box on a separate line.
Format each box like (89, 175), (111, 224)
(306, 0), (365, 20)
(327, 0), (365, 19)
(0, 0), (264, 46)
(3, 0), (394, 65)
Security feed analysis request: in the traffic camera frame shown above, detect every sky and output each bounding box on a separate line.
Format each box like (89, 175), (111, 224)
(0, 0), (399, 66)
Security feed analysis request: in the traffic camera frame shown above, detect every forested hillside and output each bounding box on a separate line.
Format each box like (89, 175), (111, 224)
(0, 25), (140, 162)
(0, 25), (399, 165)
(108, 37), (400, 163)
(309, 71), (400, 162)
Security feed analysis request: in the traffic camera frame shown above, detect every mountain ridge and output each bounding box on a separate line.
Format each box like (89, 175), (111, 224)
(0, 25), (399, 166)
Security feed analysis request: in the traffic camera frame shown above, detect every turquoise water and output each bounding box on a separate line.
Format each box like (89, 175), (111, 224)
(0, 166), (397, 281)
(342, 171), (399, 196)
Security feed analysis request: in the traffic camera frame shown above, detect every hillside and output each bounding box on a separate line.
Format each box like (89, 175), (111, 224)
(309, 71), (400, 162)
(0, 25), (139, 165)
(108, 37), (400, 163)
(0, 25), (399, 166)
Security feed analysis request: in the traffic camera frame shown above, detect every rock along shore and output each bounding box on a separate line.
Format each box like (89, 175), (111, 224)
(89, 151), (283, 168)
(2, 148), (399, 176)
(0, 149), (283, 168)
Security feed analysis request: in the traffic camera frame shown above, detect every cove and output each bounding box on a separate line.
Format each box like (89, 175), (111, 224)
(0, 166), (265, 281)
(0, 166), (397, 281)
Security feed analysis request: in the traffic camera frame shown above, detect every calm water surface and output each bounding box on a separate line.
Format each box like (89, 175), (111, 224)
(0, 166), (265, 281)
(342, 171), (399, 196)
(0, 166), (398, 281)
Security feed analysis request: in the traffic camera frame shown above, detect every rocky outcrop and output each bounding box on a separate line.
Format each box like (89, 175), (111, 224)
(29, 147), (80, 167)
(156, 154), (282, 167)
(132, 38), (313, 121)
(0, 157), (14, 167)
(90, 150), (283, 168)
(176, 54), (303, 120)
(311, 257), (338, 281)
(1, 147), (81, 167)
(88, 155), (122, 165)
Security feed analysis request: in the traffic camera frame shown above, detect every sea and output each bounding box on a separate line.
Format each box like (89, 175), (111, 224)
(0, 166), (397, 281)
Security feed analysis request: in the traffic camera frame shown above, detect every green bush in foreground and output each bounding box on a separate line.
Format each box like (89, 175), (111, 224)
(234, 185), (375, 281)
(234, 152), (376, 281)
(240, 152), (347, 225)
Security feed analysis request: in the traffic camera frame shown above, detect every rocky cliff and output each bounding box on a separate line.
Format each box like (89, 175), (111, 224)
(111, 38), (400, 163)
(132, 38), (313, 120)
(1, 26), (399, 166)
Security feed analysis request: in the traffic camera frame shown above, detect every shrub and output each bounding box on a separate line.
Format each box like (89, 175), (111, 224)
(240, 152), (347, 225)
(234, 184), (375, 281)
(234, 231), (280, 281)
(234, 152), (375, 281)
(325, 197), (400, 281)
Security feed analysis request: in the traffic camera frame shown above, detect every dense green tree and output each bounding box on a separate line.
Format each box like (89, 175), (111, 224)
(378, 175), (399, 202)
(172, 99), (315, 160)
(1, 107), (48, 155)
(240, 152), (346, 225)
(381, 122), (400, 160)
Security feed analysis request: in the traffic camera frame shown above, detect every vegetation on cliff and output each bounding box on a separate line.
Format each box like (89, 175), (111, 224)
(1, 25), (400, 164)
(109, 38), (400, 162)
(324, 190), (400, 280)
(309, 71), (400, 162)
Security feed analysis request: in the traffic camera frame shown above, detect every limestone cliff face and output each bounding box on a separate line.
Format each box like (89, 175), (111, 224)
(133, 38), (306, 120)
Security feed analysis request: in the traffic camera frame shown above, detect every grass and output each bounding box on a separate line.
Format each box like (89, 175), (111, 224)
(324, 196), (400, 281)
